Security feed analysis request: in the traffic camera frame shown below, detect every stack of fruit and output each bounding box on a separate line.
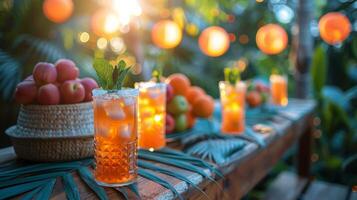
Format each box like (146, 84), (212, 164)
(246, 81), (270, 108)
(165, 73), (215, 134)
(14, 59), (99, 105)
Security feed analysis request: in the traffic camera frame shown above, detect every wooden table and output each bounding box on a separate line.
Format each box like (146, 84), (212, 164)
(0, 99), (316, 200)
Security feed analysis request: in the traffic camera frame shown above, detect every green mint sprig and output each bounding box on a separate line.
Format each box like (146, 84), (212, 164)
(224, 67), (240, 85)
(93, 58), (131, 90)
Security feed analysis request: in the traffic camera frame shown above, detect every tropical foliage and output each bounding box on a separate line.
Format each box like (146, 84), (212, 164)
(0, 0), (356, 191)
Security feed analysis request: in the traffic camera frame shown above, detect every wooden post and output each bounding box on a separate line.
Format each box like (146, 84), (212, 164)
(298, 117), (313, 178)
(293, 0), (314, 99)
(293, 0), (314, 178)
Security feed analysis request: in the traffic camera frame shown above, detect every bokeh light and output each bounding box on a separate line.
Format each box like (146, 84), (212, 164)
(274, 5), (294, 24)
(256, 24), (288, 55)
(79, 32), (90, 43)
(110, 37), (126, 54)
(151, 20), (182, 49)
(198, 26), (230, 57)
(318, 12), (351, 45)
(43, 0), (73, 23)
(112, 0), (141, 26)
(91, 9), (120, 36)
(239, 34), (249, 44)
(97, 37), (108, 50)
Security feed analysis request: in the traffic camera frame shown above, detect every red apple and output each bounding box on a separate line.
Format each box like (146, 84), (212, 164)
(60, 80), (85, 104)
(37, 84), (60, 105)
(255, 82), (270, 93)
(166, 84), (174, 103)
(24, 75), (34, 82)
(165, 114), (175, 134)
(55, 59), (79, 82)
(33, 62), (57, 86)
(15, 81), (37, 105)
(80, 78), (99, 102)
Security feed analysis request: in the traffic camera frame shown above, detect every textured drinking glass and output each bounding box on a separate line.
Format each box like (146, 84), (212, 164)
(270, 74), (288, 106)
(92, 88), (139, 187)
(219, 81), (246, 134)
(135, 82), (166, 150)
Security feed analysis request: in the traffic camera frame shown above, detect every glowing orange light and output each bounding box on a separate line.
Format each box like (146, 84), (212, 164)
(43, 0), (73, 23)
(151, 20), (182, 49)
(229, 33), (236, 42)
(198, 26), (230, 57)
(91, 9), (120, 37)
(318, 12), (351, 45)
(256, 24), (288, 55)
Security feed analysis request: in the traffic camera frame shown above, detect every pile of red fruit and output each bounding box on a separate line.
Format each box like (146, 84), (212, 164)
(246, 81), (270, 108)
(165, 73), (215, 134)
(15, 59), (99, 105)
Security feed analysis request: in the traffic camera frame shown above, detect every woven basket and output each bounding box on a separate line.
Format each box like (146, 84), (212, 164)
(5, 102), (94, 162)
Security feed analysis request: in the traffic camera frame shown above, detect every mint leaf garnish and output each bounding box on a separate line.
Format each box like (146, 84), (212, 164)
(224, 67), (240, 85)
(93, 58), (131, 90)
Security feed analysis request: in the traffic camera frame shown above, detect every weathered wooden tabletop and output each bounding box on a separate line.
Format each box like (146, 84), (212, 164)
(0, 98), (316, 200)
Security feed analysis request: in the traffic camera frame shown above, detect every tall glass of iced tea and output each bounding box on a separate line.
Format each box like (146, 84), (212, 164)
(219, 81), (246, 134)
(270, 74), (288, 106)
(92, 88), (139, 187)
(135, 82), (166, 150)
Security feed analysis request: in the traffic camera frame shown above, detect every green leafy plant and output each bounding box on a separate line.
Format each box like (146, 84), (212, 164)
(93, 59), (131, 90)
(224, 67), (240, 85)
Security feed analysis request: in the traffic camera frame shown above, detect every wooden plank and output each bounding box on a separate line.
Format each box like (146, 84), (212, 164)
(302, 180), (348, 200)
(263, 172), (308, 200)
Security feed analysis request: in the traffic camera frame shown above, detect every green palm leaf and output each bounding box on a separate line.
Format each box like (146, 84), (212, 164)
(0, 172), (65, 188)
(185, 139), (246, 164)
(138, 160), (209, 199)
(14, 34), (67, 63)
(0, 161), (82, 178)
(0, 179), (48, 199)
(138, 152), (214, 181)
(114, 188), (129, 200)
(148, 148), (223, 177)
(0, 49), (21, 100)
(77, 167), (108, 200)
(36, 179), (56, 200)
(20, 186), (42, 200)
(138, 168), (183, 200)
(127, 183), (140, 198)
(62, 173), (80, 200)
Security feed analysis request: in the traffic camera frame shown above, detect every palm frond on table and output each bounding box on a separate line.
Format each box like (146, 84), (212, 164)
(185, 138), (246, 164)
(0, 148), (219, 200)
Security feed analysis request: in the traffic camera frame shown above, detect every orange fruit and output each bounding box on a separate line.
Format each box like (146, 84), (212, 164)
(166, 73), (191, 96)
(192, 95), (215, 118)
(43, 0), (73, 23)
(186, 105), (196, 129)
(186, 86), (205, 104)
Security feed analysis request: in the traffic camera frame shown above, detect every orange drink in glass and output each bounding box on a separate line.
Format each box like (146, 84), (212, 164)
(135, 82), (166, 150)
(270, 74), (288, 106)
(92, 88), (139, 187)
(219, 81), (246, 134)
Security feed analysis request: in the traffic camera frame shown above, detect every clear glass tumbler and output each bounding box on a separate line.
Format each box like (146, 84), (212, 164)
(135, 82), (166, 150)
(219, 81), (246, 134)
(92, 88), (139, 187)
